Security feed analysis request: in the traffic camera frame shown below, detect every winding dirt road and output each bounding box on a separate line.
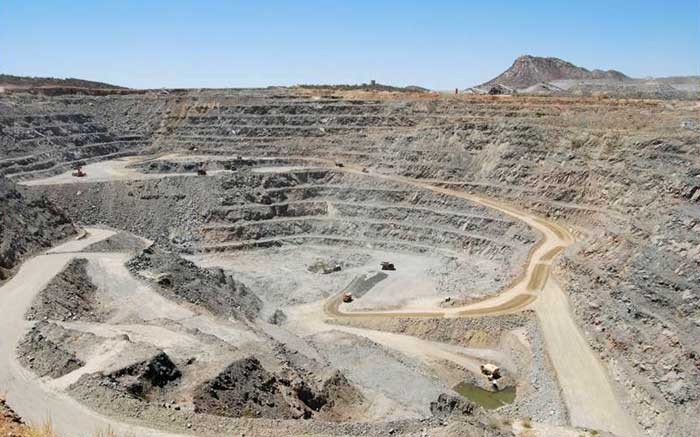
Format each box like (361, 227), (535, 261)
(0, 228), (191, 437)
(318, 162), (640, 437)
(6, 155), (641, 437)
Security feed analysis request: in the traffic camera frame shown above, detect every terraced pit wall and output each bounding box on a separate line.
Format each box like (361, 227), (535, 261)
(2, 89), (699, 435)
(35, 168), (536, 301)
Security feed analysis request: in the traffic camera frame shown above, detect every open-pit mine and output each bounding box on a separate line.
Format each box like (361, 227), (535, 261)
(0, 84), (698, 437)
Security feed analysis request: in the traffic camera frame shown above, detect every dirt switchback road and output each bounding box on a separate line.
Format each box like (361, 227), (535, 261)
(15, 155), (641, 437)
(0, 227), (191, 437)
(317, 162), (640, 437)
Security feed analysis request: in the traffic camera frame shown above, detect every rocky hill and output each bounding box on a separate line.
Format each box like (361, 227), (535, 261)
(481, 55), (629, 88)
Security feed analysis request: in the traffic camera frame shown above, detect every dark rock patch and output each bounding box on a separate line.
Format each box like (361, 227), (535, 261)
(193, 356), (289, 419)
(193, 356), (363, 420)
(0, 176), (75, 282)
(105, 352), (181, 399)
(25, 257), (103, 322)
(127, 245), (262, 320)
(430, 393), (477, 417)
(16, 321), (84, 378)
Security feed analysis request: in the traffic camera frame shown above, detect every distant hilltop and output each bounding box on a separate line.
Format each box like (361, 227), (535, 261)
(481, 55), (628, 89)
(0, 74), (124, 90)
(466, 55), (699, 99)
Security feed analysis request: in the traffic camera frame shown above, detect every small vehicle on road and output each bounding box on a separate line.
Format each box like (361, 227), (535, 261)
(72, 165), (86, 177)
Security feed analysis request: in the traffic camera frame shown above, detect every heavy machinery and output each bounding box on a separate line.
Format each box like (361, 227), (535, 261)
(322, 264), (342, 274)
(197, 169), (207, 176)
(71, 165), (86, 177)
(342, 292), (353, 303)
(480, 363), (501, 380)
(380, 261), (396, 271)
(335, 161), (344, 168)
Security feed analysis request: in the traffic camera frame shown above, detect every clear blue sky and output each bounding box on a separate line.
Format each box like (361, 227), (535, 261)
(1, 1), (697, 89)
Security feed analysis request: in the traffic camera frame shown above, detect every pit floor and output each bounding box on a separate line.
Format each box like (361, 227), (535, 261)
(187, 244), (507, 317)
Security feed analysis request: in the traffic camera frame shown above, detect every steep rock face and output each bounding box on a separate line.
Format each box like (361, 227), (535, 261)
(482, 55), (628, 88)
(0, 176), (75, 281)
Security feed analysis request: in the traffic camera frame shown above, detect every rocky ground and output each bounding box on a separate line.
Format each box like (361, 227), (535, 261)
(82, 230), (151, 253)
(17, 321), (87, 378)
(0, 86), (697, 437)
(333, 313), (568, 426)
(126, 244), (263, 320)
(25, 258), (103, 322)
(0, 176), (75, 281)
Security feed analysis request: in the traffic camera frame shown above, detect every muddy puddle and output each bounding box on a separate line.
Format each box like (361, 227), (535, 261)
(453, 382), (516, 409)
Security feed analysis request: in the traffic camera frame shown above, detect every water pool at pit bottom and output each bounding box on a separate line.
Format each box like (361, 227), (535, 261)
(453, 382), (516, 409)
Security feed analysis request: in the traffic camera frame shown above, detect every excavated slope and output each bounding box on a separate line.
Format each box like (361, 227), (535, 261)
(0, 88), (698, 436)
(0, 176), (74, 281)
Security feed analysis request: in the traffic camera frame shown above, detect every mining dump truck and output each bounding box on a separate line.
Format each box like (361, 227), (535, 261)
(480, 363), (501, 380)
(380, 261), (396, 271)
(335, 161), (344, 168)
(71, 165), (86, 177)
(342, 292), (353, 303)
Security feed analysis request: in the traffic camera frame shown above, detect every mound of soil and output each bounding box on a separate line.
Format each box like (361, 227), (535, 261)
(193, 356), (363, 420)
(25, 258), (103, 322)
(194, 356), (289, 419)
(0, 177), (75, 281)
(127, 245), (262, 320)
(16, 322), (84, 378)
(430, 393), (477, 417)
(106, 352), (181, 399)
(307, 259), (342, 274)
(68, 348), (182, 414)
(82, 231), (150, 253)
(303, 370), (365, 421)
